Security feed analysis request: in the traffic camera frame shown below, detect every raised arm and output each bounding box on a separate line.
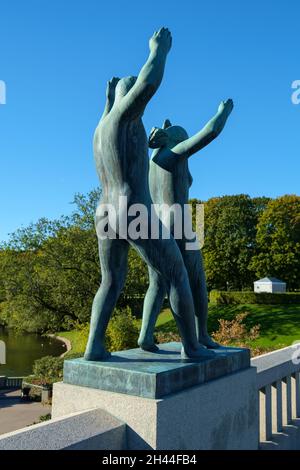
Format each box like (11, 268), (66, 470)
(172, 99), (234, 157)
(100, 77), (120, 121)
(117, 28), (172, 119)
(150, 100), (234, 171)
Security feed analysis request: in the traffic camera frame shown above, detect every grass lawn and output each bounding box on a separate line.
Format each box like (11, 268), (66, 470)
(58, 304), (300, 356)
(156, 304), (300, 350)
(56, 329), (86, 356)
(57, 313), (172, 357)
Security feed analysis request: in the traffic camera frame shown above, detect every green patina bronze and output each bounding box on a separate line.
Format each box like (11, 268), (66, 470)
(138, 101), (234, 351)
(84, 28), (233, 362)
(67, 343), (249, 398)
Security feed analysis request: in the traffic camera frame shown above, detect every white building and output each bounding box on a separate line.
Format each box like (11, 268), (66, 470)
(254, 277), (286, 293)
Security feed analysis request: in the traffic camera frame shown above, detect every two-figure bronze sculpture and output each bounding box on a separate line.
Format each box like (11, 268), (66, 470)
(84, 28), (233, 361)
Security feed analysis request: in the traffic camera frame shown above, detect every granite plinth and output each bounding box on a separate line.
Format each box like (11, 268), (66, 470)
(63, 342), (250, 399)
(53, 367), (259, 449)
(0, 409), (126, 450)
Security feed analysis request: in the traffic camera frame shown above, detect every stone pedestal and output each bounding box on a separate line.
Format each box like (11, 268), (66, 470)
(52, 342), (259, 450)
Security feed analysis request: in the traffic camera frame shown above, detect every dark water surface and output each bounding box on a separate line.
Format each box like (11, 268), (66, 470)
(0, 327), (65, 376)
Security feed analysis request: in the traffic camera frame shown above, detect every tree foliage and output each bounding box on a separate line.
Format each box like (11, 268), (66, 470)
(250, 195), (300, 289)
(202, 195), (270, 290)
(0, 189), (147, 332)
(0, 189), (299, 333)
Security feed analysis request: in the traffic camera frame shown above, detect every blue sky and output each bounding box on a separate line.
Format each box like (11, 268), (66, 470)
(0, 0), (299, 241)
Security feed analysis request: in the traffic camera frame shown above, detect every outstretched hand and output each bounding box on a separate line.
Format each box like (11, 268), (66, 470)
(148, 126), (169, 149)
(106, 77), (120, 99)
(149, 27), (172, 55)
(217, 99), (234, 118)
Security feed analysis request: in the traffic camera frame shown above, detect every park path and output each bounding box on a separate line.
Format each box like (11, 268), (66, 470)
(0, 388), (51, 435)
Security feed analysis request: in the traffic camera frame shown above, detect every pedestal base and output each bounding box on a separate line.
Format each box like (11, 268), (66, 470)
(53, 367), (259, 450)
(63, 342), (250, 399)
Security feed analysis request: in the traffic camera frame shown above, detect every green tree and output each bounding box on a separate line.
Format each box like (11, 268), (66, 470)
(202, 195), (269, 291)
(0, 188), (148, 332)
(250, 195), (300, 289)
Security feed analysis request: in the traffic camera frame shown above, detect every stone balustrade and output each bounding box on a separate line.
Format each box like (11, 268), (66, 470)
(251, 345), (300, 449)
(0, 376), (23, 389)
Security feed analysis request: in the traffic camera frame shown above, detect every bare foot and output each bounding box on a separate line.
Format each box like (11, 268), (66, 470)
(181, 344), (216, 359)
(84, 346), (111, 361)
(138, 337), (159, 352)
(198, 334), (220, 349)
(140, 343), (159, 352)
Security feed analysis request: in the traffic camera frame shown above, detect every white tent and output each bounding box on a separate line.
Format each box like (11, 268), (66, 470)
(254, 277), (286, 293)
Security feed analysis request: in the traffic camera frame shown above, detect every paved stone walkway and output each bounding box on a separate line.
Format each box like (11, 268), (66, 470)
(0, 388), (51, 435)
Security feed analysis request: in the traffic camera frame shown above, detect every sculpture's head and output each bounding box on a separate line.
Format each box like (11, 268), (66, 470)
(148, 119), (189, 149)
(115, 76), (137, 101)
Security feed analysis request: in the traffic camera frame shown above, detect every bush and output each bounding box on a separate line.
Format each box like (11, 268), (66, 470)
(153, 311), (274, 358)
(31, 413), (51, 425)
(211, 312), (281, 357)
(106, 306), (139, 352)
(65, 307), (140, 355)
(39, 413), (51, 422)
(210, 290), (300, 305)
(31, 355), (64, 385)
(155, 331), (180, 344)
(212, 313), (260, 345)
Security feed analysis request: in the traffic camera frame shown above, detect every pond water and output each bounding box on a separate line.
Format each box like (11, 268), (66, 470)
(0, 327), (65, 376)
